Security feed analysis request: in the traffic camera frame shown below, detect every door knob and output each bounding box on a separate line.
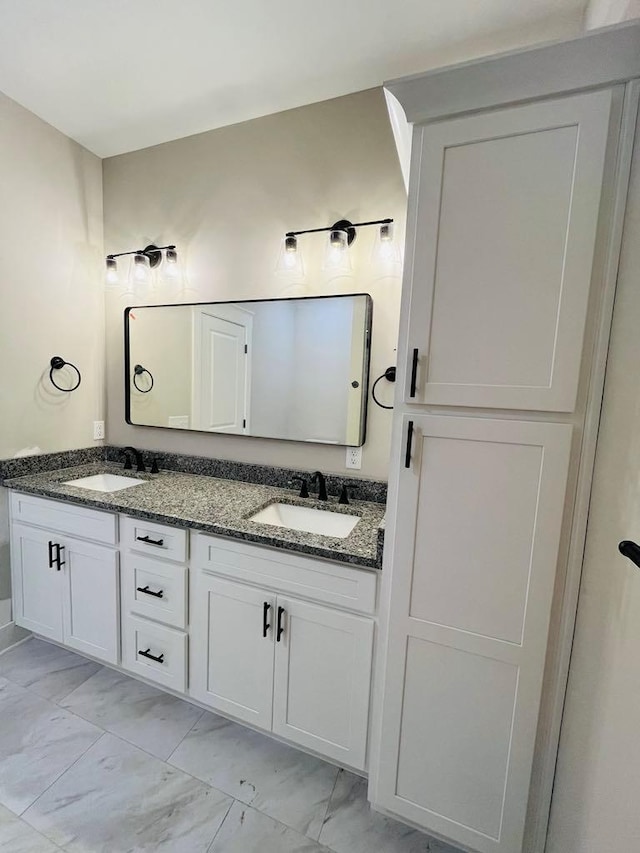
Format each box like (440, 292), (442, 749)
(619, 540), (640, 569)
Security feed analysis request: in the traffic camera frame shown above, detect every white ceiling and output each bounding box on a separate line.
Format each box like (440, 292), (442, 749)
(0, 0), (588, 158)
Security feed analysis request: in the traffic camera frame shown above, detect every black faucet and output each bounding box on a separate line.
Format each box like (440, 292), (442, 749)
(123, 446), (146, 473)
(311, 471), (328, 501)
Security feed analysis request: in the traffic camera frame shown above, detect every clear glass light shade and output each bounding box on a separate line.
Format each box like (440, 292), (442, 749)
(275, 236), (305, 278)
(323, 229), (352, 274)
(105, 257), (119, 286)
(372, 222), (402, 268)
(130, 252), (151, 287)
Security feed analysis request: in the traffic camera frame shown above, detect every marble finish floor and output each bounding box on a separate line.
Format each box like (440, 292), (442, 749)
(0, 638), (456, 853)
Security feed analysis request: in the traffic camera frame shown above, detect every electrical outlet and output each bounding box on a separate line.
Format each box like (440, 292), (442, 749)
(346, 447), (362, 470)
(93, 420), (105, 441)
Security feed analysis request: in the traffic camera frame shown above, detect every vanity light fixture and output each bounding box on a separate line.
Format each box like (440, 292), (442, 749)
(372, 220), (402, 266)
(104, 244), (178, 287)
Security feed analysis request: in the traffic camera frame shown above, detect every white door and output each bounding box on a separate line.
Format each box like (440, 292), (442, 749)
(61, 537), (119, 664)
(272, 596), (374, 771)
(10, 523), (63, 641)
(404, 89), (613, 411)
(192, 308), (250, 433)
(190, 573), (275, 729)
(372, 415), (572, 853)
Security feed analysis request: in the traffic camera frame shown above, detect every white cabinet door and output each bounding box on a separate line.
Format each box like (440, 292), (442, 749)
(273, 596), (374, 771)
(10, 523), (63, 641)
(373, 415), (572, 853)
(61, 537), (120, 664)
(190, 573), (275, 729)
(404, 89), (613, 411)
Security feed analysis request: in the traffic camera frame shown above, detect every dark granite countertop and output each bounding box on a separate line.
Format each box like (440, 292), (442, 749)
(5, 463), (385, 571)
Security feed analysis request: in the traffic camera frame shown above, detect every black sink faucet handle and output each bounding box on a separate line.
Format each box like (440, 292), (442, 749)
(311, 471), (328, 502)
(123, 449), (133, 470)
(290, 477), (309, 498)
(339, 484), (358, 505)
(150, 457), (160, 474)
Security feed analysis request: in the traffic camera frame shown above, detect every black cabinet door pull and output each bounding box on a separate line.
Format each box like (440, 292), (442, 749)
(136, 535), (164, 547)
(54, 543), (65, 570)
(136, 585), (164, 599)
(276, 606), (285, 643)
(409, 348), (419, 398)
(405, 420), (414, 469)
(263, 601), (271, 638)
(48, 540), (55, 568)
(138, 648), (164, 664)
(619, 540), (640, 569)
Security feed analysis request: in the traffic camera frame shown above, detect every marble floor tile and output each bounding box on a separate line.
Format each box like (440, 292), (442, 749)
(0, 803), (62, 852)
(0, 638), (101, 702)
(0, 677), (102, 815)
(169, 712), (339, 839)
(23, 732), (233, 852)
(210, 800), (332, 853)
(319, 770), (452, 853)
(60, 666), (203, 760)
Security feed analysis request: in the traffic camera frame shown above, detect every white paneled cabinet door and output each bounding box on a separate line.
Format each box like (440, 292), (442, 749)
(61, 537), (119, 664)
(272, 596), (374, 771)
(404, 89), (613, 411)
(190, 573), (275, 729)
(10, 523), (63, 641)
(374, 415), (572, 853)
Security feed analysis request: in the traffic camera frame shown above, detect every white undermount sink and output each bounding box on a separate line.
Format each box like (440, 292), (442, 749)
(249, 502), (360, 538)
(62, 473), (146, 493)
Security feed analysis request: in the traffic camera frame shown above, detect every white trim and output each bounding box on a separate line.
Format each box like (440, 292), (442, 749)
(386, 21), (640, 125)
(0, 622), (30, 655)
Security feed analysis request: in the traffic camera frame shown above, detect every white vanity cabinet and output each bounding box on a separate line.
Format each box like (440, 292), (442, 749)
(10, 494), (119, 664)
(190, 534), (376, 771)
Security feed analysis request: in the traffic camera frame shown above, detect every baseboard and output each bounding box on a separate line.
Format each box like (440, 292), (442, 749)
(0, 621), (30, 654)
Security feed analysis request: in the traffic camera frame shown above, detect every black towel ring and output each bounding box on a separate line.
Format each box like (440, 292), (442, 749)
(49, 356), (82, 392)
(133, 364), (154, 393)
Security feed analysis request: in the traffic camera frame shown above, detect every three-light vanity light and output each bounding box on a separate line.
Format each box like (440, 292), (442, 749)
(277, 217), (400, 276)
(105, 244), (179, 287)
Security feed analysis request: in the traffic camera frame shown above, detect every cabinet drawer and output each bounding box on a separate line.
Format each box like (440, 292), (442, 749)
(121, 516), (187, 563)
(192, 534), (377, 615)
(122, 613), (187, 692)
(10, 492), (117, 545)
(122, 552), (187, 629)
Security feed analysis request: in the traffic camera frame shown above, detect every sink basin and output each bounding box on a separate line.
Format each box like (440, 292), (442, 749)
(249, 502), (359, 538)
(62, 473), (146, 493)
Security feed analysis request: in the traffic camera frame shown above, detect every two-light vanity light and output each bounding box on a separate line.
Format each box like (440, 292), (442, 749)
(276, 217), (400, 277)
(105, 244), (180, 287)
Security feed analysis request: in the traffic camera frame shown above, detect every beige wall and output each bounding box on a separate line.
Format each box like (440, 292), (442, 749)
(585, 0), (640, 28)
(546, 117), (640, 852)
(0, 89), (104, 633)
(103, 88), (405, 480)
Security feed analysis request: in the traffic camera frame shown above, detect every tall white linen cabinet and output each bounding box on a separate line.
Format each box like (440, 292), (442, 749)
(370, 23), (640, 853)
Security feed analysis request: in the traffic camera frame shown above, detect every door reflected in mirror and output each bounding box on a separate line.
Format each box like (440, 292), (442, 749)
(125, 294), (372, 447)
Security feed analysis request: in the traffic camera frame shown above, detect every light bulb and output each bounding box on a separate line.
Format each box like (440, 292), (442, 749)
(132, 252), (150, 285)
(323, 229), (352, 274)
(372, 221), (402, 268)
(162, 247), (180, 279)
(165, 247), (178, 264)
(105, 256), (119, 286)
(276, 235), (304, 278)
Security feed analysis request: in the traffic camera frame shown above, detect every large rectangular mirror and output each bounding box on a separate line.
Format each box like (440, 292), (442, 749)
(125, 294), (372, 446)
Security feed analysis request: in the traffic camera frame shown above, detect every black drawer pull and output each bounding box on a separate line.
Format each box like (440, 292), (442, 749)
(409, 348), (419, 398)
(263, 601), (271, 638)
(54, 543), (65, 570)
(138, 648), (164, 664)
(48, 540), (55, 568)
(136, 535), (165, 547)
(277, 606), (285, 643)
(136, 585), (164, 599)
(405, 420), (414, 469)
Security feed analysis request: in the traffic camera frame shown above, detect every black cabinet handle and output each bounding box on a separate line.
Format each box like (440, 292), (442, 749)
(619, 540), (640, 569)
(405, 420), (414, 469)
(136, 535), (165, 547)
(277, 606), (285, 643)
(136, 585), (164, 599)
(263, 602), (271, 638)
(138, 648), (164, 664)
(54, 543), (65, 570)
(48, 540), (55, 568)
(409, 348), (419, 398)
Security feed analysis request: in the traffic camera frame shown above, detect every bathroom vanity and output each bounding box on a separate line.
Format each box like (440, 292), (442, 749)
(6, 463), (384, 774)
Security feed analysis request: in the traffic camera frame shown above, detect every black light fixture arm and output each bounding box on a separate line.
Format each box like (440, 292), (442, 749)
(285, 218), (392, 239)
(106, 244), (176, 261)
